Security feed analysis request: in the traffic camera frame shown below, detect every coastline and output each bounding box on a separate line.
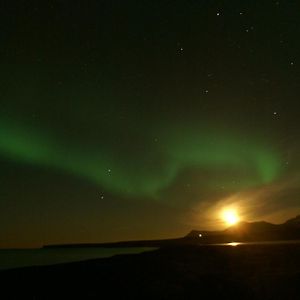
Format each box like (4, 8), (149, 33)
(2, 243), (300, 299)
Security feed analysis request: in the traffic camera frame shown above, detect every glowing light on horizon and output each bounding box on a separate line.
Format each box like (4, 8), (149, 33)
(222, 209), (240, 226)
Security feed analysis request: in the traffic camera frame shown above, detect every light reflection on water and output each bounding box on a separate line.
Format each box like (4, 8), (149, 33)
(227, 242), (240, 247)
(209, 242), (241, 247)
(208, 240), (300, 247)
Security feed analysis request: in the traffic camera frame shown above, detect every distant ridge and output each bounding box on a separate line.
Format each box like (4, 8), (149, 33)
(284, 215), (300, 227)
(44, 216), (300, 248)
(186, 216), (300, 243)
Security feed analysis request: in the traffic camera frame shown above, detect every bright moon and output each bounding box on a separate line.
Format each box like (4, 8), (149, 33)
(222, 209), (240, 226)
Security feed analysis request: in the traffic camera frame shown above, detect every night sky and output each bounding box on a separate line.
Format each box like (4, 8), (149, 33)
(1, 1), (300, 248)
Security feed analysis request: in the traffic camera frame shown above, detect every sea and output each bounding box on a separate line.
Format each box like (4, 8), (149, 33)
(0, 247), (157, 270)
(2, 240), (300, 271)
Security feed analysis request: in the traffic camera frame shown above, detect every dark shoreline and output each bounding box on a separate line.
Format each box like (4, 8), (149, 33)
(42, 237), (185, 249)
(2, 244), (300, 299)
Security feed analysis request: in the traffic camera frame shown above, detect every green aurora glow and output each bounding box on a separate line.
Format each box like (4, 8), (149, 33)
(0, 119), (281, 198)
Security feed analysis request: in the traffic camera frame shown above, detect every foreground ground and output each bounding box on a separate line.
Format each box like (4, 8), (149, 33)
(1, 244), (300, 299)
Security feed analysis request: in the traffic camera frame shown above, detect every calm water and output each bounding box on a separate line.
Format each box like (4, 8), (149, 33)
(211, 239), (300, 247)
(2, 240), (300, 270)
(0, 247), (157, 270)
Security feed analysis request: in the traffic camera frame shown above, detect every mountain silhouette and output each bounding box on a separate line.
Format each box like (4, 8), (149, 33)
(186, 216), (300, 243)
(44, 216), (300, 249)
(284, 215), (300, 227)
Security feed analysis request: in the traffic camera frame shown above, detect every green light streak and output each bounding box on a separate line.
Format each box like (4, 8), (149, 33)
(0, 120), (282, 198)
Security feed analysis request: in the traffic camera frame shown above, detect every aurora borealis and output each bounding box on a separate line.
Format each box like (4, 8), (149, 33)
(1, 1), (300, 247)
(0, 119), (281, 197)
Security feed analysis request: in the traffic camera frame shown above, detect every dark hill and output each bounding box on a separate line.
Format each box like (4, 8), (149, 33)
(186, 216), (300, 243)
(284, 215), (300, 227)
(44, 216), (300, 249)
